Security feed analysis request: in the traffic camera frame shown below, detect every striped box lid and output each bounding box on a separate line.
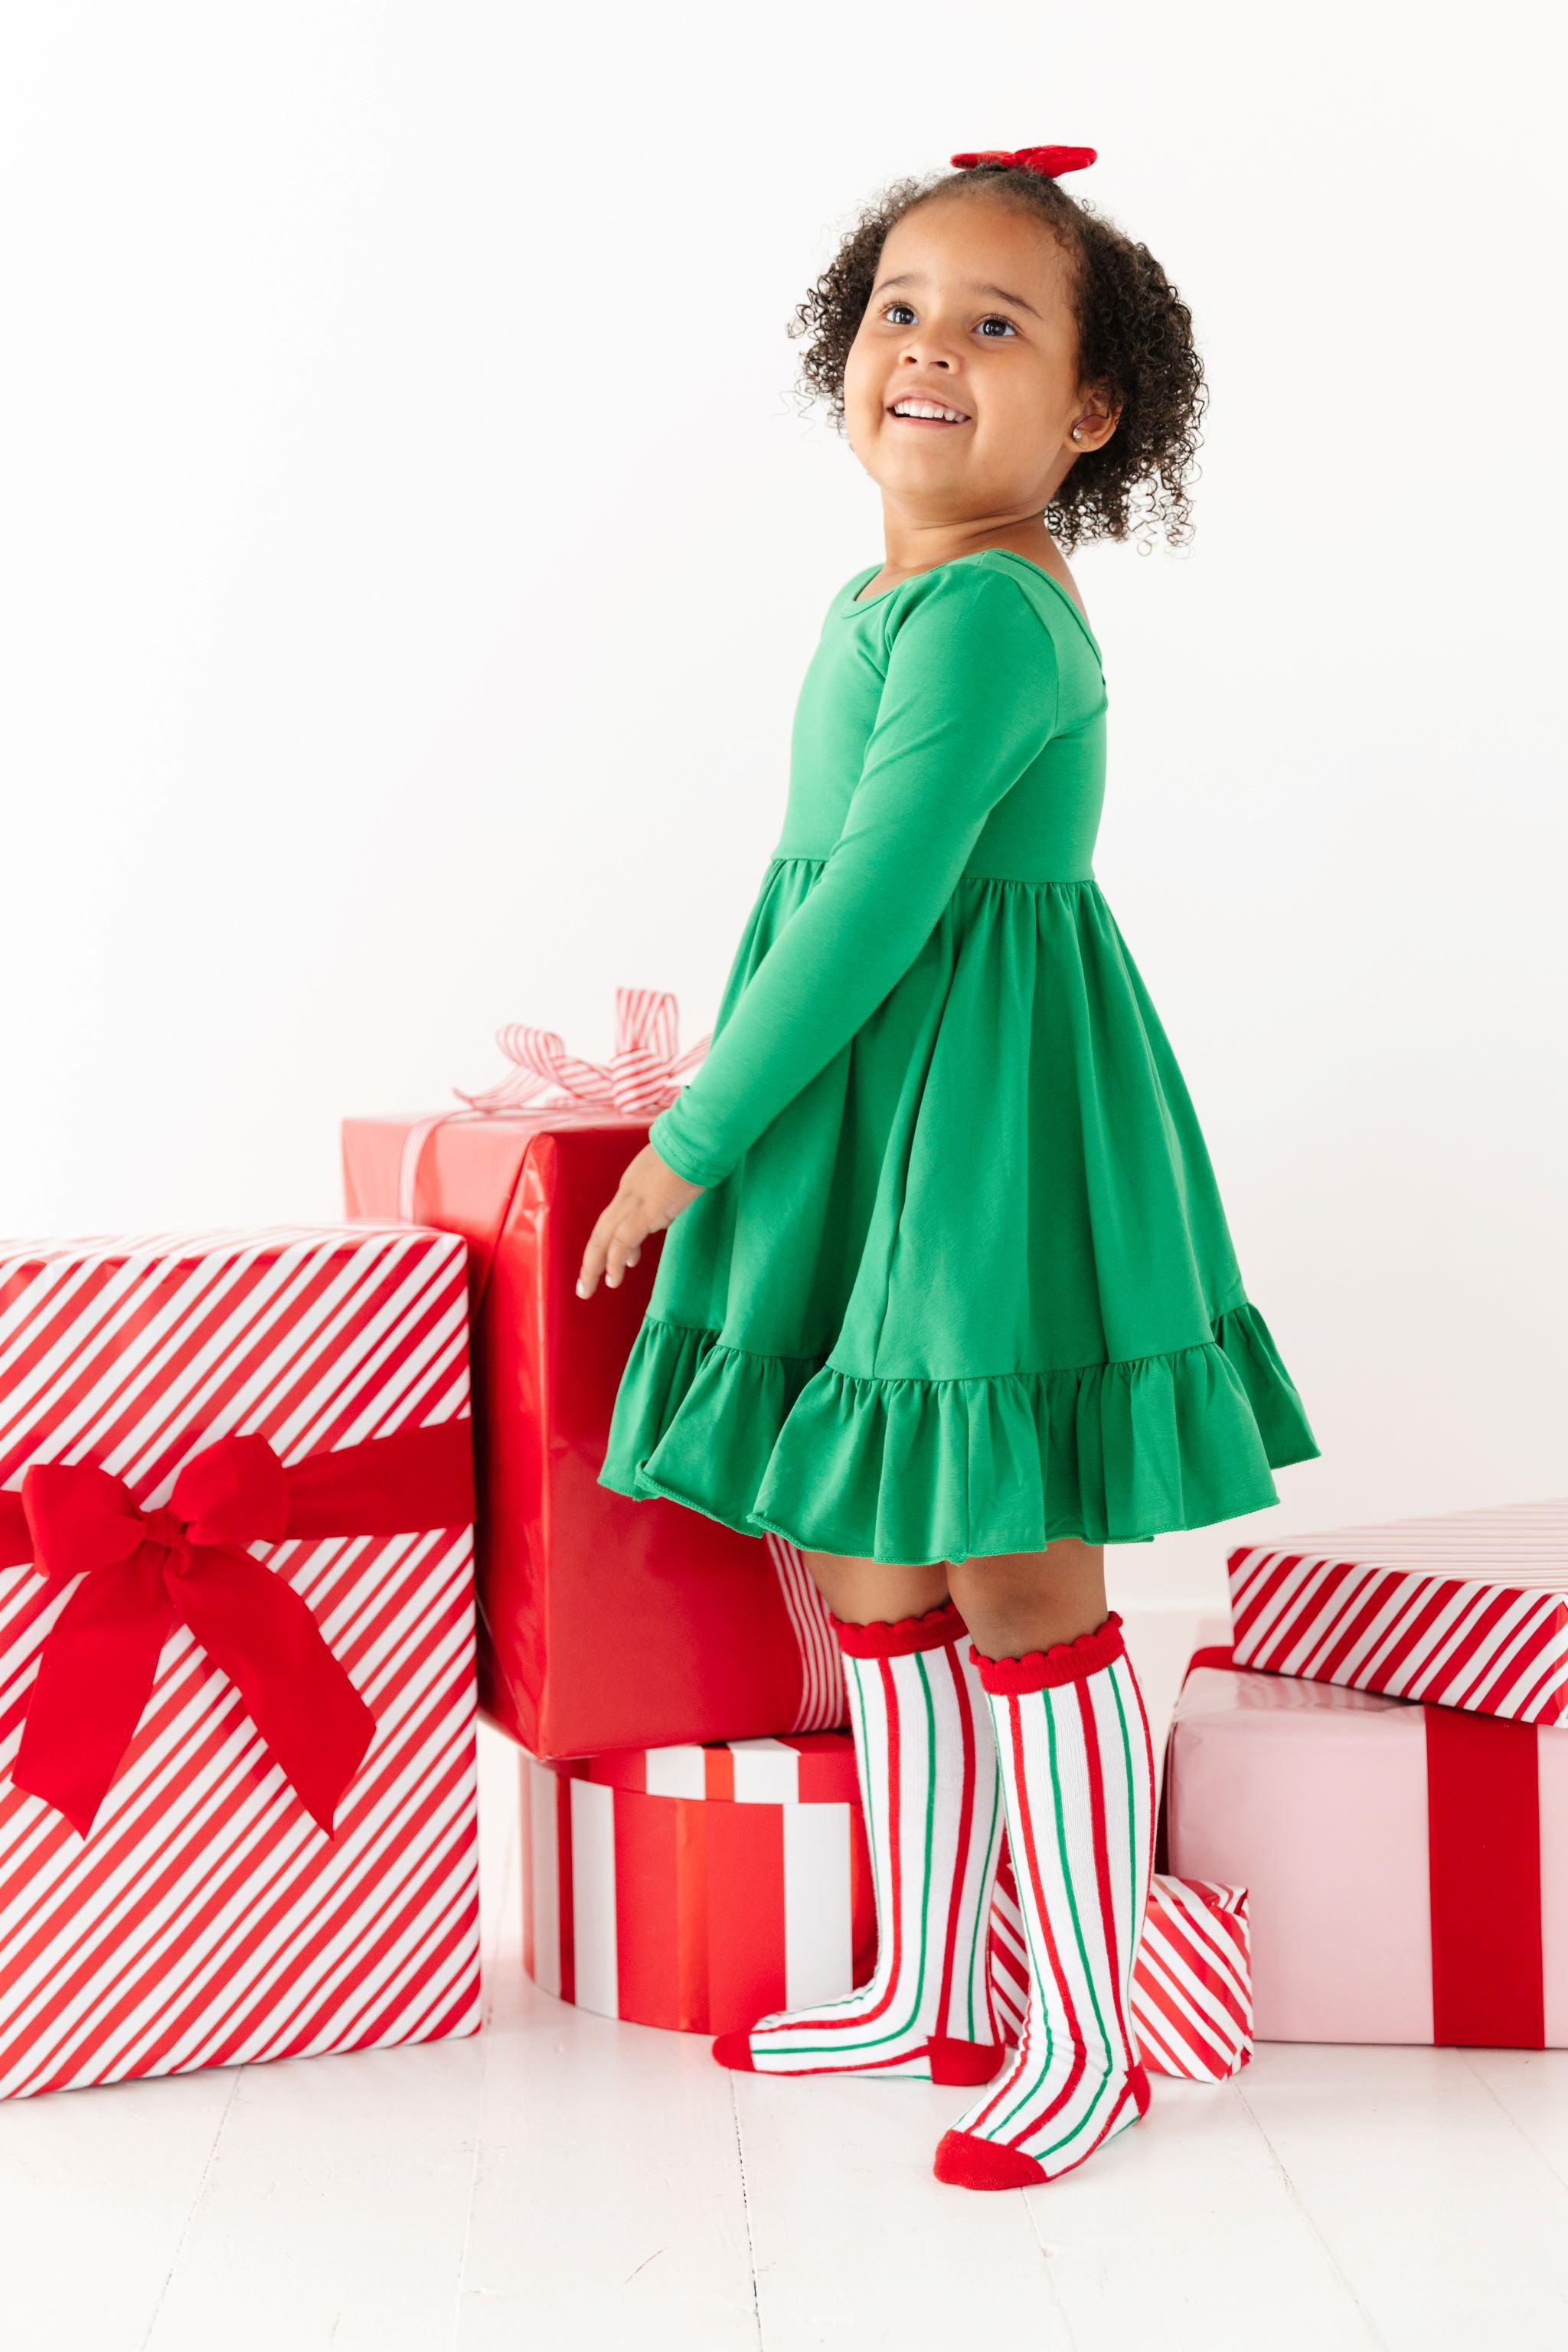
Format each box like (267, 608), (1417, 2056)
(551, 1731), (859, 1805)
(1228, 1495), (1568, 1726)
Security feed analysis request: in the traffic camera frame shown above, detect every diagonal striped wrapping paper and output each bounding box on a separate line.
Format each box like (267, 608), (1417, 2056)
(0, 1224), (480, 2099)
(521, 1733), (1251, 2076)
(1129, 1878), (1252, 2078)
(1228, 1498), (1568, 1728)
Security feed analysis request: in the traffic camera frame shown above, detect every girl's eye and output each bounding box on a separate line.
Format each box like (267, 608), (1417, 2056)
(880, 302), (1018, 335)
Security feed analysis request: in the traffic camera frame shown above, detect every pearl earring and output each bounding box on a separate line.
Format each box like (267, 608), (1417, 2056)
(1070, 426), (1083, 442)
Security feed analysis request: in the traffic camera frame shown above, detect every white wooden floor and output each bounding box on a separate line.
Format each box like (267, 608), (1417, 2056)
(2, 1609), (1566, 2350)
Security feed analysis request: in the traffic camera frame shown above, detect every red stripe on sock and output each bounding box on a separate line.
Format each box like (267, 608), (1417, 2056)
(969, 1696), (1088, 2143)
(850, 1810), (876, 1987)
(933, 1639), (978, 2040)
(1077, 1672), (1139, 2072)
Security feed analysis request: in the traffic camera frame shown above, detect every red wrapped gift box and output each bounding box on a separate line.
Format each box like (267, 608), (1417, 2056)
(1227, 1496), (1568, 1728)
(343, 1103), (845, 1759)
(1163, 1651), (1568, 2047)
(0, 1223), (479, 2098)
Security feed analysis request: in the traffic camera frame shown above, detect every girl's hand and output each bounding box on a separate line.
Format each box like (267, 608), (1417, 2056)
(576, 1145), (705, 1298)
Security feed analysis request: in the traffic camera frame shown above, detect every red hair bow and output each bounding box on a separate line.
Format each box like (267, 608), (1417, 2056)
(950, 145), (1096, 178)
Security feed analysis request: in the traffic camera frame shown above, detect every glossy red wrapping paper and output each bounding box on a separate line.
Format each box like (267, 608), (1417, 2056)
(342, 1111), (844, 1759)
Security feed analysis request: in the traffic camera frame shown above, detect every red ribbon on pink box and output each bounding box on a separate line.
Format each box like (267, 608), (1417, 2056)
(1164, 1645), (1564, 2049)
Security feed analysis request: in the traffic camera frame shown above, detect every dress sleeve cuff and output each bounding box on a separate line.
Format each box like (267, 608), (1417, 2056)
(648, 1106), (724, 1189)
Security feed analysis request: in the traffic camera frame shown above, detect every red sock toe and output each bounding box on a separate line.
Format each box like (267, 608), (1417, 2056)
(710, 2030), (757, 2072)
(933, 2128), (1047, 2190)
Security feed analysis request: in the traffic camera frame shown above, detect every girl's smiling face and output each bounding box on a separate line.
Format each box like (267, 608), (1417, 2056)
(842, 194), (1118, 525)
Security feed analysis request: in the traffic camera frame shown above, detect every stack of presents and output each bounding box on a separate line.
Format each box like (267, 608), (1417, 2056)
(0, 990), (1561, 2102)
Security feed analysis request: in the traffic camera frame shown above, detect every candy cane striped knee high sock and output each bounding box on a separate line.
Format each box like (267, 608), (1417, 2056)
(933, 1613), (1156, 2189)
(711, 1599), (1006, 2084)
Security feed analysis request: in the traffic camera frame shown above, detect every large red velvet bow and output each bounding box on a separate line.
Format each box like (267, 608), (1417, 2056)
(0, 1421), (472, 1840)
(950, 145), (1097, 178)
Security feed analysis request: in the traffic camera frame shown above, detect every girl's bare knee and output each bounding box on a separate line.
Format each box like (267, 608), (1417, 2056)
(948, 1538), (1108, 1660)
(801, 1550), (950, 1627)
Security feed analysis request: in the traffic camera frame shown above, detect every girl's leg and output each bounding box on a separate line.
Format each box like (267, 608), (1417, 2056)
(946, 1534), (1108, 1665)
(933, 1540), (1157, 2190)
(710, 1548), (1007, 2083)
(802, 1550), (949, 1629)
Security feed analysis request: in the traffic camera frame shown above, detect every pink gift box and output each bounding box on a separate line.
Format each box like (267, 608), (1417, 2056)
(1163, 1660), (1568, 2047)
(1227, 1496), (1568, 1727)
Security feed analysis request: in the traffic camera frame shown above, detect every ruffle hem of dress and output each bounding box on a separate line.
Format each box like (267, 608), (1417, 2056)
(597, 1294), (1317, 1565)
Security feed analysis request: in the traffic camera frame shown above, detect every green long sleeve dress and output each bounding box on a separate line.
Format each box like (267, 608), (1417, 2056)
(597, 549), (1319, 1564)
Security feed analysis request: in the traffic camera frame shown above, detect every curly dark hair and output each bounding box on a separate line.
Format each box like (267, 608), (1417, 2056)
(789, 165), (1207, 553)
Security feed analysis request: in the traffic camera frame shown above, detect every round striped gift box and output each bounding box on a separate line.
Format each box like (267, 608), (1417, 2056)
(521, 1734), (876, 2036)
(521, 1731), (1253, 2076)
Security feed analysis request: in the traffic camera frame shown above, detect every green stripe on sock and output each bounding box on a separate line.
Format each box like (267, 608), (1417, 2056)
(1110, 1663), (1138, 1958)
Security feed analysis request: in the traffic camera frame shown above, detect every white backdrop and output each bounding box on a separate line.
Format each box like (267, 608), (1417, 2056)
(2, 3), (1563, 1596)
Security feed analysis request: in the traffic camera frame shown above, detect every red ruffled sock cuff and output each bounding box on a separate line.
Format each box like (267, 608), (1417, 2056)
(969, 1611), (1126, 1692)
(829, 1596), (971, 1658)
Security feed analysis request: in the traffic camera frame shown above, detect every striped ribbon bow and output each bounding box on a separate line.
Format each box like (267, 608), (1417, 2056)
(456, 986), (710, 1118)
(396, 988), (710, 1222)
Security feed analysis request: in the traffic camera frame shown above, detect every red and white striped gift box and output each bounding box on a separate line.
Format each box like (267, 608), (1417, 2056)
(0, 1224), (479, 2099)
(1124, 1878), (1252, 2078)
(988, 1854), (1253, 2081)
(522, 1734), (874, 2034)
(1229, 1497), (1568, 1728)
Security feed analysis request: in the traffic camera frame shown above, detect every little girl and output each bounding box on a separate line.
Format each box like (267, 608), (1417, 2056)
(580, 145), (1319, 2190)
